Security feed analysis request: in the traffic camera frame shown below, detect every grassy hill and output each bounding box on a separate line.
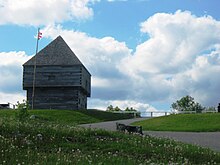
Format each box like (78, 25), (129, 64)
(1, 110), (220, 164)
(133, 113), (220, 132)
(0, 109), (134, 125)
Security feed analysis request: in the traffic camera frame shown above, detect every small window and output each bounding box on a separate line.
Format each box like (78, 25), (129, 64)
(48, 75), (55, 80)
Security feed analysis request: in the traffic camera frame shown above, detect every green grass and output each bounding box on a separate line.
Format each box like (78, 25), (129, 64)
(1, 110), (220, 164)
(1, 116), (220, 164)
(133, 113), (220, 132)
(0, 109), (134, 125)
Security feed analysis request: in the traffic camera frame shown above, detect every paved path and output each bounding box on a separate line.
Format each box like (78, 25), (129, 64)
(146, 131), (220, 152)
(79, 118), (148, 131)
(79, 118), (220, 152)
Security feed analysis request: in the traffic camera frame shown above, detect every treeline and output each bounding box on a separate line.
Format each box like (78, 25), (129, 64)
(106, 105), (137, 112)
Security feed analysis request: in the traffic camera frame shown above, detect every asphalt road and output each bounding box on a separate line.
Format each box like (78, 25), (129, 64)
(145, 131), (220, 152)
(79, 117), (148, 131)
(79, 117), (220, 152)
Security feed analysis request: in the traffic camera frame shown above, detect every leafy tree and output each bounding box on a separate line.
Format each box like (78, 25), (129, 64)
(114, 106), (121, 111)
(106, 105), (114, 112)
(171, 95), (204, 113)
(125, 107), (130, 111)
(106, 105), (121, 112)
(107, 105), (138, 112)
(125, 107), (137, 112)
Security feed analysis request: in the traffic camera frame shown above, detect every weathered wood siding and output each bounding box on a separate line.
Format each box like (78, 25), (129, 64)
(81, 66), (91, 97)
(27, 87), (87, 110)
(23, 65), (91, 110)
(23, 65), (90, 95)
(24, 66), (80, 87)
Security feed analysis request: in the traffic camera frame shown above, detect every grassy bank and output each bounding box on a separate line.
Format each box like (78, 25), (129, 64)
(133, 113), (220, 132)
(0, 109), (134, 125)
(0, 110), (220, 164)
(1, 116), (220, 164)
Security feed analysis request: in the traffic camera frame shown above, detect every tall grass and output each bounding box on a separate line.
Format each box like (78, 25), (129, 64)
(1, 113), (220, 164)
(0, 109), (134, 126)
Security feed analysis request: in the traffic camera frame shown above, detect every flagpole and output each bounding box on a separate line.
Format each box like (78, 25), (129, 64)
(32, 28), (40, 110)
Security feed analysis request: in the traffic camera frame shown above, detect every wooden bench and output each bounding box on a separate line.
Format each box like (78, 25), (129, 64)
(116, 122), (143, 135)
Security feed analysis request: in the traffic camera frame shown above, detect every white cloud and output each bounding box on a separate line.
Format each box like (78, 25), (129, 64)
(70, 0), (99, 20)
(41, 25), (168, 112)
(42, 25), (132, 101)
(88, 98), (159, 112)
(173, 46), (220, 106)
(0, 0), (99, 26)
(120, 10), (220, 106)
(0, 92), (25, 105)
(123, 10), (220, 75)
(88, 98), (166, 117)
(0, 51), (30, 104)
(42, 11), (220, 109)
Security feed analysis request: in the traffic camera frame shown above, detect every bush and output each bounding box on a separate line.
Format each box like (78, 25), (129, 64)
(16, 100), (29, 122)
(125, 107), (137, 112)
(106, 105), (121, 112)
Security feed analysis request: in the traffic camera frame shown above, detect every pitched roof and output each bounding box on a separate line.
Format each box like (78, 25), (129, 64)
(23, 36), (83, 66)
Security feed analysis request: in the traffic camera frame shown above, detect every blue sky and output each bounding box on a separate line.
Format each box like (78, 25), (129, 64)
(1, 0), (220, 113)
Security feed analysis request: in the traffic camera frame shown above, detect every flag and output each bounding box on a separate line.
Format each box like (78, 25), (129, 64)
(38, 31), (42, 40)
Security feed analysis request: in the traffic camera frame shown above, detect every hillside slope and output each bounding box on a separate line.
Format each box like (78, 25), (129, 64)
(0, 109), (134, 125)
(133, 113), (220, 132)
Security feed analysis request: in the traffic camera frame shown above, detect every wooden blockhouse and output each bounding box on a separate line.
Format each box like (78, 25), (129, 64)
(23, 36), (91, 110)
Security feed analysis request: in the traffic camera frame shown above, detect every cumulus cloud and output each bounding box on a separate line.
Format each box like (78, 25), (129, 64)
(172, 45), (220, 106)
(120, 10), (220, 106)
(123, 10), (220, 75)
(0, 51), (30, 104)
(41, 10), (220, 109)
(41, 25), (168, 113)
(88, 98), (158, 112)
(0, 92), (25, 105)
(88, 98), (166, 117)
(0, 0), (99, 26)
(42, 25), (132, 100)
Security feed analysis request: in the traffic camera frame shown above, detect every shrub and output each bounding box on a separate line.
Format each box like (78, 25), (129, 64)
(16, 100), (29, 122)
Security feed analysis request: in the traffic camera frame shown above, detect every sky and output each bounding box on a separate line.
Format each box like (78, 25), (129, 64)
(0, 0), (220, 114)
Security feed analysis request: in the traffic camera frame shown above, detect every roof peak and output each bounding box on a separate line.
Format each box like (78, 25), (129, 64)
(23, 36), (83, 66)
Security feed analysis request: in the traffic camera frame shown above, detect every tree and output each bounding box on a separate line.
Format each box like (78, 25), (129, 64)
(106, 105), (114, 112)
(205, 106), (216, 112)
(114, 106), (121, 111)
(125, 107), (130, 111)
(171, 95), (204, 113)
(125, 107), (137, 112)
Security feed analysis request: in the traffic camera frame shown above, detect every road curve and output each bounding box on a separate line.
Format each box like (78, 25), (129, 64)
(79, 117), (148, 131)
(79, 118), (220, 152)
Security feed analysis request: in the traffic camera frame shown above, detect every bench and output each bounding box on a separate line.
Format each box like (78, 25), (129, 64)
(116, 122), (143, 135)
